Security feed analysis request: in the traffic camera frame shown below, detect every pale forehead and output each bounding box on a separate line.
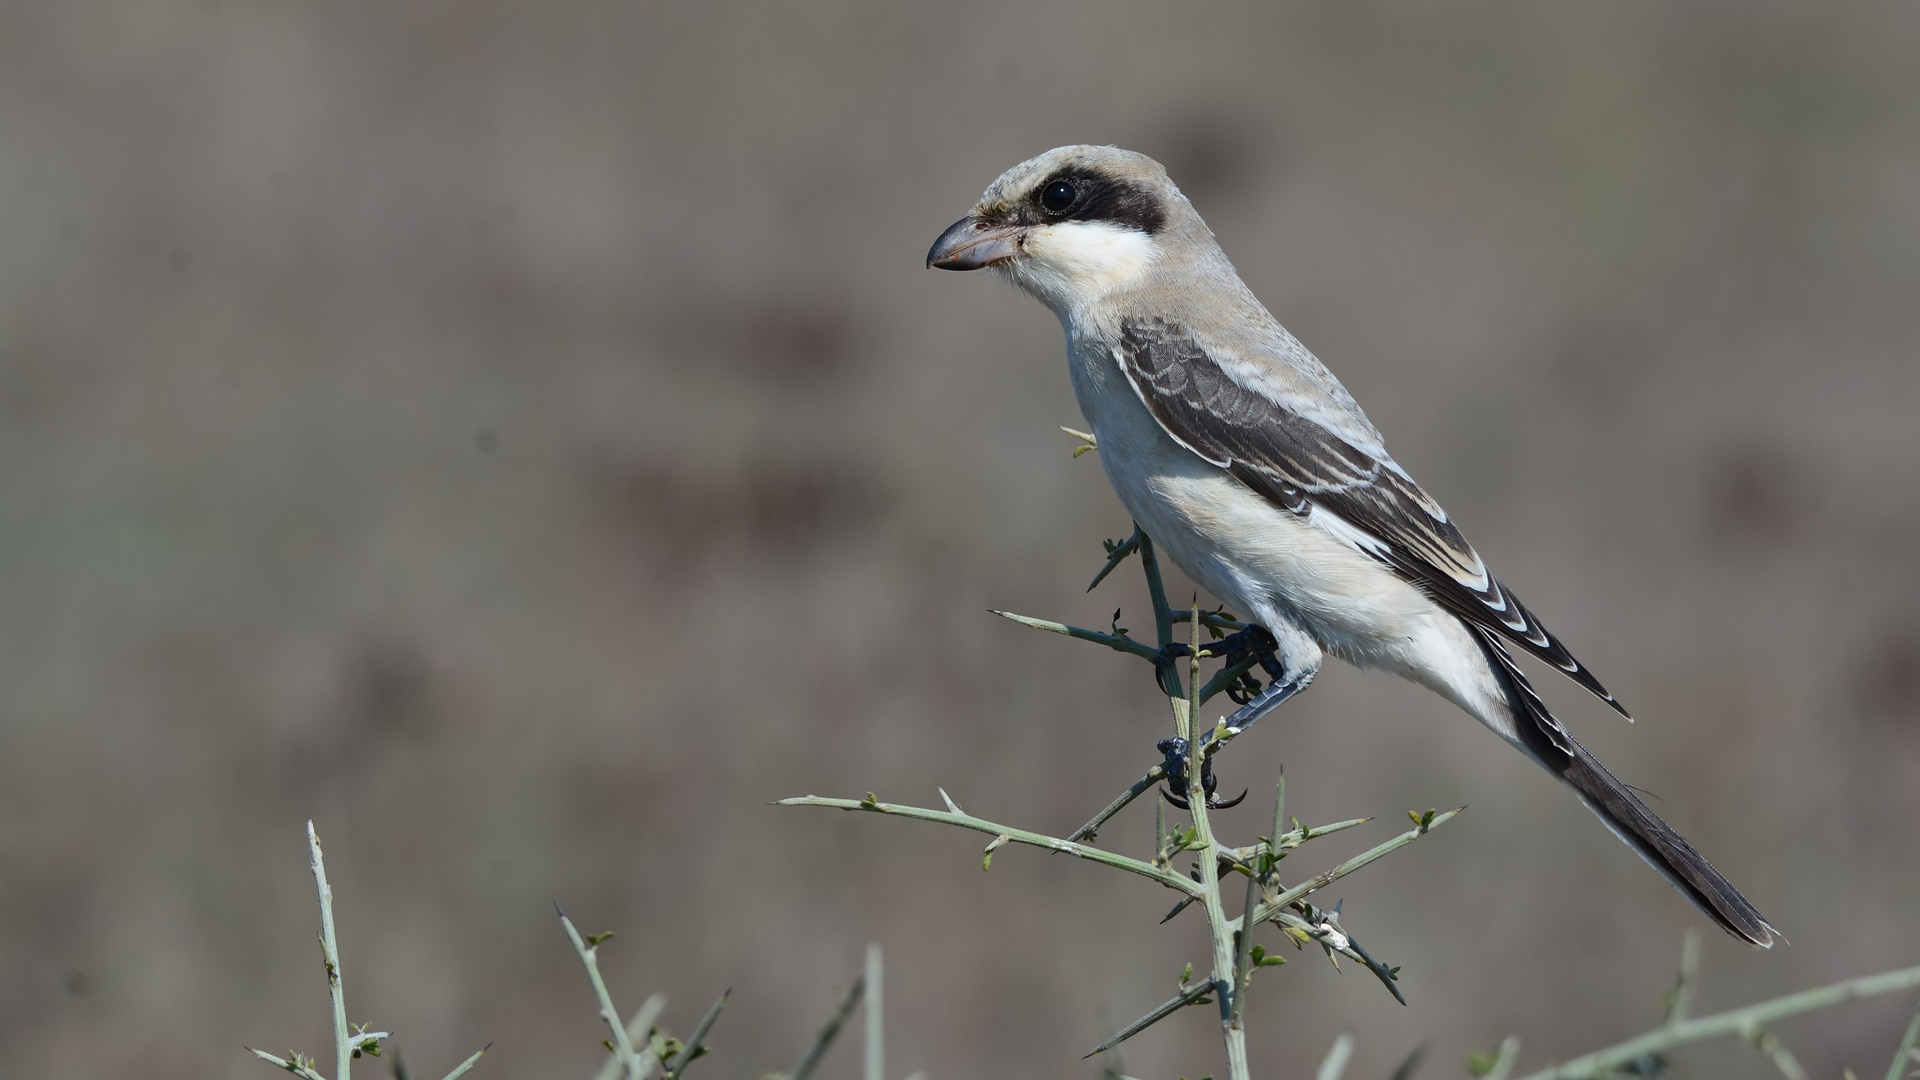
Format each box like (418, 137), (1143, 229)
(979, 145), (1168, 208)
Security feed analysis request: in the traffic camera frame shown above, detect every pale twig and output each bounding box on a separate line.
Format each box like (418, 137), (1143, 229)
(1664, 930), (1700, 1025)
(1250, 808), (1463, 924)
(249, 1048), (330, 1080)
(1269, 770), (1286, 865)
(1889, 994), (1920, 1080)
(1230, 863), (1257, 1028)
(1315, 1033), (1354, 1080)
(560, 909), (651, 1080)
(594, 996), (668, 1080)
(787, 974), (865, 1080)
(988, 610), (1159, 661)
(1516, 964), (1920, 1079)
(1748, 1026), (1809, 1080)
(307, 822), (353, 1080)
(1276, 817), (1372, 848)
(864, 943), (883, 1080)
(436, 1047), (488, 1080)
(1481, 1036), (1521, 1080)
(253, 827), (476, 1080)
(776, 795), (1200, 895)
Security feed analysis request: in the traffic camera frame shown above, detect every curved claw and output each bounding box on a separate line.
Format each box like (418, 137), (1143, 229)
(1151, 644), (1192, 696)
(1159, 784), (1248, 810)
(1155, 735), (1246, 810)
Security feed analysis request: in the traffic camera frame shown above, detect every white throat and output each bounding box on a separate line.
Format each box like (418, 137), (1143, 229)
(998, 220), (1159, 316)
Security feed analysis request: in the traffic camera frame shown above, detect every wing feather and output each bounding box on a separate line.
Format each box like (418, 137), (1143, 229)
(1115, 317), (1629, 717)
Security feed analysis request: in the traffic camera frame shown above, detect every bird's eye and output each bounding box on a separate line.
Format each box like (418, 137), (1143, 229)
(1040, 180), (1077, 213)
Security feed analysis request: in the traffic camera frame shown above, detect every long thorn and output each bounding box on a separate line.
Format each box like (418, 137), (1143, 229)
(787, 973), (865, 1080)
(1083, 981), (1216, 1058)
(1088, 528), (1142, 592)
(1068, 764), (1168, 844)
(664, 989), (729, 1078)
(1315, 1034), (1355, 1080)
(436, 1046), (488, 1080)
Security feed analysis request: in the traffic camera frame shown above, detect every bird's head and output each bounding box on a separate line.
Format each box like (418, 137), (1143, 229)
(926, 145), (1200, 314)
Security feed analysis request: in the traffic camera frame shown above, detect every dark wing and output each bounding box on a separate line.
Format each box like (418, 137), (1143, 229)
(1114, 317), (1629, 718)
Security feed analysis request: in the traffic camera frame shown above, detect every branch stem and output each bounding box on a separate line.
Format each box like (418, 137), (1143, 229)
(989, 610), (1159, 662)
(307, 822), (352, 1080)
(1250, 809), (1461, 925)
(560, 911), (651, 1080)
(1516, 964), (1920, 1080)
(1174, 598), (1250, 1080)
(1138, 532), (1180, 698)
(1889, 993), (1920, 1080)
(864, 943), (884, 1080)
(776, 795), (1200, 895)
(1067, 765), (1167, 844)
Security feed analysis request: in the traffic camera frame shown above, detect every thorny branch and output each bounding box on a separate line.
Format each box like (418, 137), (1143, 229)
(251, 827), (898, 1080)
(784, 524), (1462, 1079)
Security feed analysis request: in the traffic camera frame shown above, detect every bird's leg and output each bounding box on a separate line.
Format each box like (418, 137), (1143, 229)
(1159, 625), (1318, 810)
(1219, 658), (1316, 736)
(1212, 621), (1319, 736)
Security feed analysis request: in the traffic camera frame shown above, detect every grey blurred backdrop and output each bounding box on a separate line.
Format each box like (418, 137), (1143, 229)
(3, 2), (1918, 1077)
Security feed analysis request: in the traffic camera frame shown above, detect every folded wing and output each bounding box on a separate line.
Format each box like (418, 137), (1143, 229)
(1114, 316), (1629, 718)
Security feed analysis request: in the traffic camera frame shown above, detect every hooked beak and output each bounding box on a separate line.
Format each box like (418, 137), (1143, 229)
(926, 215), (1023, 270)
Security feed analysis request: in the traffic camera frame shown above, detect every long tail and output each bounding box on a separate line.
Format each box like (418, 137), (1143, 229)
(1476, 628), (1779, 947)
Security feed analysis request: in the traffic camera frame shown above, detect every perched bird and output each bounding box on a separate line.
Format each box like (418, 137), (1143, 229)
(927, 145), (1776, 946)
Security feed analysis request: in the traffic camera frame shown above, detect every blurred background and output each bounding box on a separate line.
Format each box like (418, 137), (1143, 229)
(3, 2), (1918, 1076)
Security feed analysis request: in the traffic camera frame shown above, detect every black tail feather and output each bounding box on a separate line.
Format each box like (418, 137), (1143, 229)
(1476, 628), (1778, 947)
(1558, 738), (1778, 947)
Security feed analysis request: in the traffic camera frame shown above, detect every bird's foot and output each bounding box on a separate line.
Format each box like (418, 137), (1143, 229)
(1151, 625), (1283, 699)
(1156, 736), (1247, 811)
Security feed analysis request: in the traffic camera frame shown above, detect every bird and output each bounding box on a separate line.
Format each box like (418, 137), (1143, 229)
(926, 144), (1776, 947)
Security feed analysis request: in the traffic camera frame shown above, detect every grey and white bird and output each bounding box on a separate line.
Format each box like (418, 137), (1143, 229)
(927, 144), (1776, 947)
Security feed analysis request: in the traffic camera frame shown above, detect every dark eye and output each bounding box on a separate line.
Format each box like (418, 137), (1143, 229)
(1040, 180), (1077, 213)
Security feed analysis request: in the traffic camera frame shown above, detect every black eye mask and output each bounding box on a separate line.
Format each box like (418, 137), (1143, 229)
(990, 167), (1168, 235)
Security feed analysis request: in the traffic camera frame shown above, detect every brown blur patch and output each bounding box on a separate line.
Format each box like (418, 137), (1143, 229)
(1154, 113), (1263, 208)
(1852, 625), (1920, 724)
(664, 297), (865, 384)
(596, 450), (893, 572)
(1702, 441), (1800, 548)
